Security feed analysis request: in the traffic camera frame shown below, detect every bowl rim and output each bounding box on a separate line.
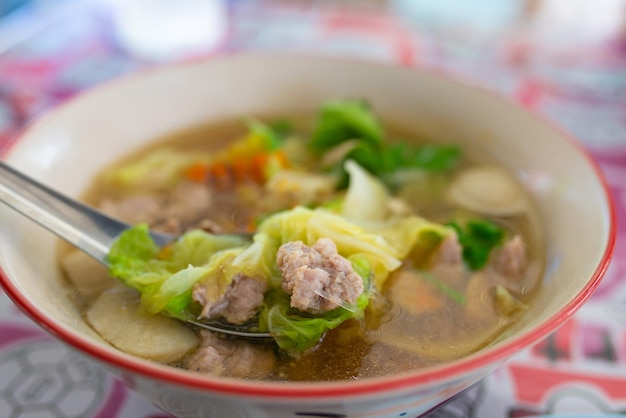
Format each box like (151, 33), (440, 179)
(0, 52), (617, 399)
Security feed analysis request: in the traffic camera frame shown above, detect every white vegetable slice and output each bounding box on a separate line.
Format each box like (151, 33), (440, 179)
(61, 250), (116, 301)
(86, 286), (199, 363)
(448, 165), (528, 216)
(342, 160), (390, 222)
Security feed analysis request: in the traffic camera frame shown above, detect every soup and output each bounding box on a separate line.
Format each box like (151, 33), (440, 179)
(60, 99), (544, 381)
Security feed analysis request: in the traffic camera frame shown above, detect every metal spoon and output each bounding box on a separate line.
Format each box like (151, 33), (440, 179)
(0, 160), (271, 338)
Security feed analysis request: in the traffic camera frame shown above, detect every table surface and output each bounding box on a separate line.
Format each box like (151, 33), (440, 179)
(0, 1), (625, 417)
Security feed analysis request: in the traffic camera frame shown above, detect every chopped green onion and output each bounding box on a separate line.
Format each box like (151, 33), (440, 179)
(422, 272), (466, 305)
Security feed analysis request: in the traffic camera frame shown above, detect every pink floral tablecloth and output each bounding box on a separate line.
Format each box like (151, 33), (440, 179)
(0, 1), (625, 417)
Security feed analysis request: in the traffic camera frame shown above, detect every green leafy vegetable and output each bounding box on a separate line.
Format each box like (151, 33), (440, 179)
(384, 143), (461, 172)
(447, 219), (506, 270)
(108, 223), (160, 267)
(341, 142), (381, 174)
(259, 290), (362, 352)
(225, 232), (280, 285)
(267, 119), (293, 139)
(107, 225), (249, 316)
(310, 98), (460, 188)
(309, 99), (384, 154)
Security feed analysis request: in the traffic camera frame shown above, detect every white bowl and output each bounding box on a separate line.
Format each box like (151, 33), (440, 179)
(0, 53), (616, 418)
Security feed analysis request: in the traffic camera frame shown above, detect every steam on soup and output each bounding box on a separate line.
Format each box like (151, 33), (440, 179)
(60, 99), (544, 381)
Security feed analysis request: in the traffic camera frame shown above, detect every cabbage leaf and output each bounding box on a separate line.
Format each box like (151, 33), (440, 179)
(107, 224), (249, 316)
(342, 159), (390, 223)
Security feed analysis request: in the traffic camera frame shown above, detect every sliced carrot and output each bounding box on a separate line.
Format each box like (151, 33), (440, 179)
(209, 161), (232, 188)
(388, 270), (444, 315)
(231, 159), (250, 182)
(184, 163), (209, 183)
(250, 153), (268, 183)
(185, 148), (289, 187)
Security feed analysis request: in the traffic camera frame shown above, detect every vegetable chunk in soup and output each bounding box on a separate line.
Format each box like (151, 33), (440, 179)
(61, 99), (544, 381)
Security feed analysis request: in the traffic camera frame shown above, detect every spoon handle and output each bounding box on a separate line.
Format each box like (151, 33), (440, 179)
(0, 161), (133, 265)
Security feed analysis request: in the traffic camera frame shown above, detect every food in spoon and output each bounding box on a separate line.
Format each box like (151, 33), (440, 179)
(60, 99), (544, 381)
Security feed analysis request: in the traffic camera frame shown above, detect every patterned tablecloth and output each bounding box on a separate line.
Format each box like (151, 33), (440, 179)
(0, 1), (625, 417)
